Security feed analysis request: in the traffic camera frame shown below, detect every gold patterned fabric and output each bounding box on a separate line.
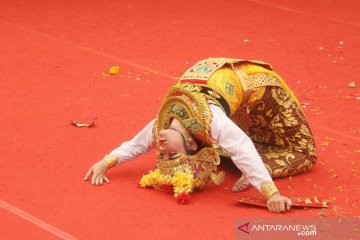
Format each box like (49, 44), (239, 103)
(179, 58), (273, 116)
(183, 58), (317, 178)
(205, 67), (244, 116)
(242, 73), (282, 91)
(180, 58), (272, 81)
(245, 86), (317, 177)
(178, 58), (317, 178)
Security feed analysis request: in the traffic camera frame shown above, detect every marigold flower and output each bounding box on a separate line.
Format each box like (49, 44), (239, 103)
(139, 169), (171, 190)
(139, 169), (195, 203)
(171, 172), (194, 195)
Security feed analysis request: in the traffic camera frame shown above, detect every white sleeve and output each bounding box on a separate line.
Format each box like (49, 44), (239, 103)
(108, 119), (155, 164)
(209, 105), (274, 191)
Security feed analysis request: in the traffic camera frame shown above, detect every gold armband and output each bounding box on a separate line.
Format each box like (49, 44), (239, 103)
(260, 182), (279, 199)
(103, 155), (119, 168)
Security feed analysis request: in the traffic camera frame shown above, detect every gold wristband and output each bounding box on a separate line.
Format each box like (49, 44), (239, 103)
(260, 182), (279, 199)
(103, 155), (119, 168)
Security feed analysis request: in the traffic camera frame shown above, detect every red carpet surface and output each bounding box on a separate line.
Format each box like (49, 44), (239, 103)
(0, 0), (359, 239)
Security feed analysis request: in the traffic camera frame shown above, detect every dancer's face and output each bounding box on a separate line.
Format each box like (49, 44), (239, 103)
(158, 119), (197, 159)
(158, 128), (187, 155)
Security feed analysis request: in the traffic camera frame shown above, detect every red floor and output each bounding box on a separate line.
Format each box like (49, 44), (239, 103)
(0, 0), (359, 239)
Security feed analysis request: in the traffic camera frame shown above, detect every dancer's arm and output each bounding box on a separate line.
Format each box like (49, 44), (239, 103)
(84, 119), (155, 185)
(210, 105), (292, 212)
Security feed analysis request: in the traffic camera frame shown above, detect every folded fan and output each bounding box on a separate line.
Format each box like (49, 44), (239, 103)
(237, 197), (330, 208)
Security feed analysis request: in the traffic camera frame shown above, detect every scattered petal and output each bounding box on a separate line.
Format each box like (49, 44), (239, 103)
(318, 212), (326, 217)
(325, 136), (344, 143)
(108, 66), (120, 75)
(70, 118), (97, 128)
(321, 141), (329, 146)
(348, 82), (356, 88)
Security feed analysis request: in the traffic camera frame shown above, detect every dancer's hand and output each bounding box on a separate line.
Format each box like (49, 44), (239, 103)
(267, 193), (292, 213)
(84, 160), (110, 185)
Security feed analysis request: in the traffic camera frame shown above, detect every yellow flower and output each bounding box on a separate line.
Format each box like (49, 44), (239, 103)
(139, 169), (171, 190)
(140, 169), (197, 199)
(171, 172), (194, 195)
(108, 66), (120, 75)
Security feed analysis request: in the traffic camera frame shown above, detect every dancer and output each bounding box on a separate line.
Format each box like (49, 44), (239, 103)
(84, 58), (317, 213)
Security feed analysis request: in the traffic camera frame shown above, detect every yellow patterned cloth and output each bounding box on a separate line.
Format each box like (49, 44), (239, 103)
(179, 58), (317, 178)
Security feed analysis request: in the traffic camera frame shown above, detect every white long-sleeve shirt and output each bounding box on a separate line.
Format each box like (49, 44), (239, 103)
(109, 104), (274, 191)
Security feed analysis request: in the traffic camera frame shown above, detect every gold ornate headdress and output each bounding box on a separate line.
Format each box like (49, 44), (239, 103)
(154, 83), (214, 146)
(139, 84), (228, 203)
